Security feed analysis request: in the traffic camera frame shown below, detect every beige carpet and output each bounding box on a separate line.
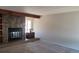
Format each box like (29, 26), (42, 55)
(0, 40), (79, 53)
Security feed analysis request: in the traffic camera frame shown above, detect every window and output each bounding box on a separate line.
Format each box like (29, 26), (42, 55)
(25, 17), (33, 33)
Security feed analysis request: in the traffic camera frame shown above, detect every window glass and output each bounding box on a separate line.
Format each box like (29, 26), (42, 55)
(25, 17), (33, 33)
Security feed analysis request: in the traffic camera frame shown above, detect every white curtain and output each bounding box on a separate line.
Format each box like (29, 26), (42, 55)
(25, 17), (34, 33)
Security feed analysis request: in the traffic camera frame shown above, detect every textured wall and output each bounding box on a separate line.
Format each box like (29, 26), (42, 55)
(2, 14), (25, 43)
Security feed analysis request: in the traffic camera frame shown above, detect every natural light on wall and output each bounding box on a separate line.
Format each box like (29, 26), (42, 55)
(25, 17), (33, 33)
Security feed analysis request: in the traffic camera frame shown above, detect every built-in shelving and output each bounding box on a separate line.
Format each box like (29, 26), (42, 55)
(0, 14), (2, 43)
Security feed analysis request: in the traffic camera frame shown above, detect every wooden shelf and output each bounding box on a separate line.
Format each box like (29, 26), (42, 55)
(0, 35), (2, 37)
(0, 14), (2, 43)
(0, 29), (2, 30)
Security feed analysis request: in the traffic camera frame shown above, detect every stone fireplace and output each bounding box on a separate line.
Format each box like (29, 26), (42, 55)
(2, 14), (25, 43)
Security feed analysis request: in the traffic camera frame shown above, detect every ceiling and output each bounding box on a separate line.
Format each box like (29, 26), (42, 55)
(0, 6), (79, 15)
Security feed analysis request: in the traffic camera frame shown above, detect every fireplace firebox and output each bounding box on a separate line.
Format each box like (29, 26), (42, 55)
(8, 28), (22, 41)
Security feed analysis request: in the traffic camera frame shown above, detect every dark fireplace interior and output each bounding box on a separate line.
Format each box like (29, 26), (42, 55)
(8, 28), (22, 42)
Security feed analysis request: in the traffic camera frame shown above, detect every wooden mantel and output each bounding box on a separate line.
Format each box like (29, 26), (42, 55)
(0, 9), (41, 18)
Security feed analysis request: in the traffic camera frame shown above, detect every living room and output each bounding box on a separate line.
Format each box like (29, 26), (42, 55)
(0, 6), (79, 53)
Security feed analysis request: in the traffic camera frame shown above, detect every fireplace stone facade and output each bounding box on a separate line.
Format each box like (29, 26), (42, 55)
(2, 14), (25, 43)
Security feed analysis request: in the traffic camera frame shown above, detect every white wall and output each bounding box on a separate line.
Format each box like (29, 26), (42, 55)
(34, 11), (79, 50)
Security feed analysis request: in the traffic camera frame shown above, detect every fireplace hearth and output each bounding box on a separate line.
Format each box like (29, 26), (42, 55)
(8, 28), (22, 42)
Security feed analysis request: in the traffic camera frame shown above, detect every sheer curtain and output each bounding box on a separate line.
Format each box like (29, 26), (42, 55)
(25, 17), (34, 33)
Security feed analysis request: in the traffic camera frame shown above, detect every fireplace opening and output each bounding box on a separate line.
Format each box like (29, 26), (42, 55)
(8, 28), (22, 42)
